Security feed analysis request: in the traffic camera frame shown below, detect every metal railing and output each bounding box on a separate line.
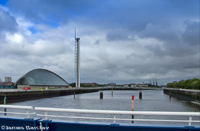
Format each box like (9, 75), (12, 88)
(0, 105), (199, 126)
(0, 105), (35, 118)
(35, 107), (200, 126)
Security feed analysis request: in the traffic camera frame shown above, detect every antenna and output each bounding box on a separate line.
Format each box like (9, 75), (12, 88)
(75, 27), (76, 40)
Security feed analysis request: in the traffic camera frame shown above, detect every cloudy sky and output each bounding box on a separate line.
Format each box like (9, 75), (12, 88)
(0, 0), (199, 85)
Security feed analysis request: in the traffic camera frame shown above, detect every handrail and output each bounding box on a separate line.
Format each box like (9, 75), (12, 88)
(36, 113), (200, 122)
(0, 105), (33, 110)
(35, 107), (200, 126)
(0, 111), (35, 115)
(0, 105), (34, 118)
(35, 107), (200, 116)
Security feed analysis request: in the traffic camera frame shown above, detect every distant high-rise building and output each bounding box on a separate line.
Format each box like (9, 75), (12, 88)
(2, 77), (13, 86)
(5, 77), (12, 82)
(0, 78), (2, 84)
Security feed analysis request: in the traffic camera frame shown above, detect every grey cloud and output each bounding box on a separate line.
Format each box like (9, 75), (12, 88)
(94, 39), (101, 45)
(140, 21), (199, 58)
(106, 29), (133, 41)
(145, 44), (166, 57)
(124, 47), (199, 76)
(182, 20), (199, 46)
(165, 43), (198, 57)
(0, 8), (18, 32)
(145, 41), (198, 58)
(84, 0), (199, 43)
(140, 23), (180, 43)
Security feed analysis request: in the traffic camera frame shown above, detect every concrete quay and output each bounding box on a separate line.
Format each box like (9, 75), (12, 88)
(0, 88), (100, 104)
(163, 88), (200, 103)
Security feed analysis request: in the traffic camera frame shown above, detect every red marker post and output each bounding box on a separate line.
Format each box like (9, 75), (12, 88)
(132, 95), (134, 123)
(132, 96), (134, 111)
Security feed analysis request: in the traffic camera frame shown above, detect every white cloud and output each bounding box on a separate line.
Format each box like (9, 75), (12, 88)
(5, 33), (24, 43)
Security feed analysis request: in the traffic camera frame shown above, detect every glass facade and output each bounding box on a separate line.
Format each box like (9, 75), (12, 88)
(16, 69), (68, 86)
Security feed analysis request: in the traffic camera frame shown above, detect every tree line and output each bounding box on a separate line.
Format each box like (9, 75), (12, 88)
(167, 78), (200, 90)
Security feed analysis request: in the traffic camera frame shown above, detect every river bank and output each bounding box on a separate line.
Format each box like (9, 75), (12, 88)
(163, 88), (200, 105)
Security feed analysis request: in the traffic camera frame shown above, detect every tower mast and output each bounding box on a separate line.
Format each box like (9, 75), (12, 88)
(75, 28), (80, 88)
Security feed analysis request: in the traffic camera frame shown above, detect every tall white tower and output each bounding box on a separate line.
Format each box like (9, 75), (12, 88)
(75, 29), (80, 88)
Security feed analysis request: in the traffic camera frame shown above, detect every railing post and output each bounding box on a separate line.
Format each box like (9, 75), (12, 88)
(26, 109), (30, 118)
(112, 89), (113, 97)
(4, 96), (6, 116)
(188, 116), (192, 126)
(114, 114), (116, 123)
(45, 111), (48, 120)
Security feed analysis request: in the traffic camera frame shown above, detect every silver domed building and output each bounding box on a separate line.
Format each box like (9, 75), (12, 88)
(15, 69), (69, 89)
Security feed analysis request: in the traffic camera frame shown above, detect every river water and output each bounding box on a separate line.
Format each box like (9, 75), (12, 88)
(7, 90), (200, 124)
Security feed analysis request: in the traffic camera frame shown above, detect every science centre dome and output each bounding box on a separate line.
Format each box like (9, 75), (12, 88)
(15, 69), (69, 88)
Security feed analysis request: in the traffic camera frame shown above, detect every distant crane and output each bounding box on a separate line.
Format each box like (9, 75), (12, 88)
(155, 78), (158, 86)
(151, 78), (158, 86)
(74, 28), (80, 88)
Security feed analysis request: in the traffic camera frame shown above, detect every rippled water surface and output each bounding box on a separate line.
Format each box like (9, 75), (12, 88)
(7, 90), (200, 124)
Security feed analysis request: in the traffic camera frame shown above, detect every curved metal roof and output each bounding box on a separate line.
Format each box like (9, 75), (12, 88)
(15, 69), (68, 86)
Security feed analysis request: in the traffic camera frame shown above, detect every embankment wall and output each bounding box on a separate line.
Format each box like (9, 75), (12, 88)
(163, 88), (200, 102)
